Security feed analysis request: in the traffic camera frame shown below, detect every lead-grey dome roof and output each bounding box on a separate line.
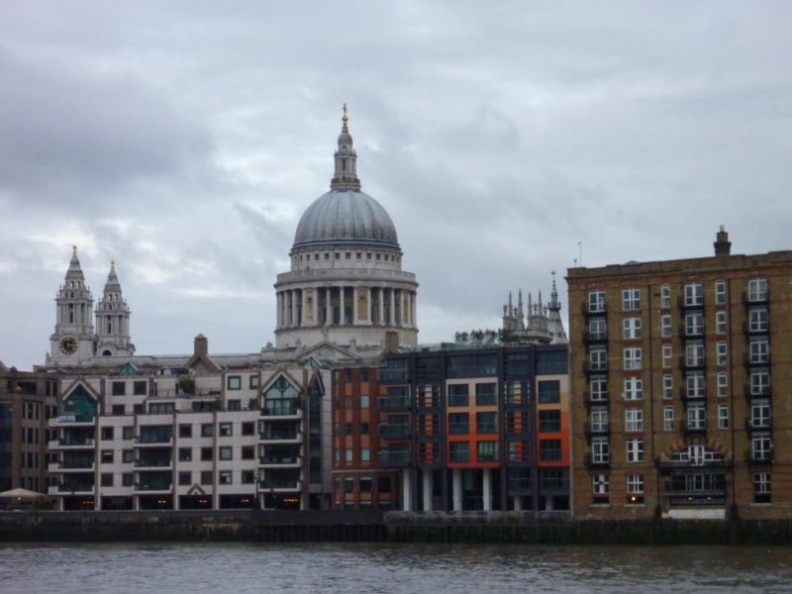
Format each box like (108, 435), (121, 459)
(292, 189), (400, 252)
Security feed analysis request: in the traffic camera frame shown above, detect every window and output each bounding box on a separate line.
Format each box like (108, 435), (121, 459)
(748, 278), (768, 302)
(685, 312), (703, 336)
(622, 317), (641, 339)
(478, 441), (499, 462)
(361, 448), (370, 463)
(623, 347), (641, 370)
(345, 450), (353, 463)
(475, 383), (497, 406)
(201, 424), (214, 438)
(219, 446), (233, 460)
(716, 342), (728, 366)
(449, 441), (470, 463)
(624, 377), (643, 401)
(684, 283), (703, 306)
(449, 413), (469, 434)
(592, 474), (609, 501)
(538, 380), (560, 404)
(100, 473), (113, 487)
(750, 401), (770, 429)
(101, 427), (114, 440)
(219, 471), (232, 485)
(717, 404), (729, 429)
(687, 404), (706, 430)
(661, 315), (672, 338)
(662, 345), (673, 369)
(112, 382), (126, 396)
(660, 284), (671, 309)
(101, 450), (113, 464)
(686, 372), (705, 398)
(122, 449), (134, 463)
(663, 406), (674, 431)
(538, 439), (561, 462)
(589, 347), (607, 372)
(241, 446), (255, 460)
(715, 311), (727, 334)
(360, 477), (372, 493)
(754, 472), (771, 503)
(538, 410), (561, 433)
(241, 422), (255, 436)
(749, 338), (769, 364)
(591, 437), (609, 464)
(219, 423), (233, 437)
(622, 288), (641, 311)
(626, 474), (645, 504)
(625, 408), (643, 432)
(749, 308), (768, 332)
(663, 375), (673, 399)
(227, 376), (241, 390)
(590, 407), (608, 432)
(590, 377), (608, 401)
(249, 375), (260, 389)
(751, 434), (772, 461)
(686, 341), (705, 367)
(133, 381), (147, 396)
(477, 411), (498, 433)
(588, 290), (606, 313)
(714, 280), (726, 305)
(227, 400), (241, 411)
(241, 470), (255, 484)
(200, 471), (212, 486)
(178, 472), (191, 486)
(122, 474), (133, 487)
(448, 384), (469, 407)
(179, 448), (192, 462)
(626, 439), (644, 462)
(717, 373), (729, 397)
(588, 318), (607, 340)
(201, 447), (213, 461)
(360, 395), (370, 409)
(179, 424), (192, 438)
(750, 371), (770, 395)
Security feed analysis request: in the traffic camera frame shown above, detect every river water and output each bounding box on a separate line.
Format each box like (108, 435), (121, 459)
(2, 542), (791, 593)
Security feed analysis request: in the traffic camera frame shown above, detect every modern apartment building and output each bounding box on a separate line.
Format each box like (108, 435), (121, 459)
(568, 228), (792, 520)
(331, 344), (570, 513)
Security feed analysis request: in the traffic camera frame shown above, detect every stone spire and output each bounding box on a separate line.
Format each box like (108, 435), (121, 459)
(330, 104), (361, 191)
(546, 271), (568, 344)
(95, 260), (134, 357)
(49, 246), (95, 364)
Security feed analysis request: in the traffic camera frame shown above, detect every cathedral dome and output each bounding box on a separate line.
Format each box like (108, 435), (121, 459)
(292, 189), (400, 251)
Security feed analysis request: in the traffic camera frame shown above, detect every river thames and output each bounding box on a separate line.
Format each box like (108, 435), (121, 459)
(2, 542), (791, 593)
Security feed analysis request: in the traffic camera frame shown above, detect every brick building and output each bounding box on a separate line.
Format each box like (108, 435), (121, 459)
(568, 228), (792, 520)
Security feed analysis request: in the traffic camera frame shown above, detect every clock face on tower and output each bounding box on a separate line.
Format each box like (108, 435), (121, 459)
(59, 336), (78, 355)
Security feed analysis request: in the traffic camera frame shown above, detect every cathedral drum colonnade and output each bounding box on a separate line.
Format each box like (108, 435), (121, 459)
(274, 106), (418, 350)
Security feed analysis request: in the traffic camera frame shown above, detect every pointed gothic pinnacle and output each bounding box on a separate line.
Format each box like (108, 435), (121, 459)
(111, 260), (116, 274)
(342, 103), (349, 133)
(72, 245), (78, 259)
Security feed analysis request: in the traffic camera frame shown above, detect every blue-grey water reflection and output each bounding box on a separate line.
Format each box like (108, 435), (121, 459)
(2, 542), (791, 594)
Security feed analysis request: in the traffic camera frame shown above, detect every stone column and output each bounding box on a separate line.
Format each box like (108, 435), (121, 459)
(339, 285), (345, 325)
(513, 496), (522, 511)
(482, 468), (492, 511)
(422, 470), (433, 511)
(378, 288), (385, 326)
(325, 287), (332, 326)
(402, 468), (412, 511)
(452, 469), (463, 511)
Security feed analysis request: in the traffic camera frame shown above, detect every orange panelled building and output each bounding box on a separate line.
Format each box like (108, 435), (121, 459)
(332, 344), (570, 513)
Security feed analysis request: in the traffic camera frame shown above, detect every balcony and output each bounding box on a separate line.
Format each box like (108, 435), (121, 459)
(133, 481), (173, 493)
(584, 392), (609, 407)
(684, 421), (707, 437)
(585, 422), (609, 436)
(55, 414), (96, 426)
(135, 436), (174, 447)
(378, 448), (410, 467)
(259, 424), (300, 443)
(678, 295), (704, 309)
(134, 458), (173, 470)
(743, 320), (770, 336)
(56, 438), (95, 449)
(507, 477), (532, 494)
(260, 401), (301, 417)
(583, 330), (608, 344)
(378, 422), (410, 439)
(257, 479), (301, 493)
(742, 290), (769, 305)
(745, 450), (773, 466)
(680, 355), (706, 371)
(258, 455), (301, 468)
(583, 361), (608, 374)
(745, 418), (772, 432)
(654, 455), (732, 472)
(745, 353), (771, 367)
(377, 395), (410, 410)
(584, 454), (610, 469)
(54, 482), (95, 494)
(582, 301), (607, 316)
(379, 368), (409, 382)
(680, 388), (706, 403)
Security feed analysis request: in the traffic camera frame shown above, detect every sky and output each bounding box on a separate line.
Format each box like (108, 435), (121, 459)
(2, 1), (791, 370)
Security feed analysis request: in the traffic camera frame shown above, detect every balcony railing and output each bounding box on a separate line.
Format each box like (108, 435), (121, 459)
(745, 353), (771, 367)
(745, 450), (773, 465)
(378, 449), (410, 467)
(377, 396), (411, 410)
(744, 386), (771, 400)
(745, 418), (771, 432)
(378, 423), (410, 438)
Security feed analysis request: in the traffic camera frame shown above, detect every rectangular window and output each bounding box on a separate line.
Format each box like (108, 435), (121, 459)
(589, 347), (607, 372)
(101, 426), (114, 440)
(538, 439), (561, 462)
(627, 474), (645, 503)
(685, 312), (704, 336)
(661, 314), (672, 338)
(749, 338), (770, 364)
(749, 308), (769, 332)
(752, 434), (772, 461)
(591, 437), (609, 464)
(538, 410), (561, 433)
(687, 404), (706, 430)
(623, 347), (642, 370)
(624, 377), (643, 401)
(662, 345), (673, 369)
(663, 406), (674, 431)
(449, 413), (469, 434)
(660, 284), (671, 309)
(716, 342), (728, 366)
(686, 372), (706, 398)
(241, 470), (255, 484)
(178, 471), (191, 486)
(750, 401), (771, 429)
(750, 371), (770, 395)
(478, 440), (499, 462)
(622, 288), (641, 311)
(663, 375), (673, 399)
(592, 474), (609, 501)
(588, 290), (606, 313)
(475, 383), (497, 406)
(622, 317), (642, 339)
(754, 472), (771, 504)
(748, 278), (768, 302)
(201, 447), (213, 461)
(448, 384), (469, 407)
(179, 424), (193, 438)
(588, 318), (607, 340)
(227, 376), (241, 390)
(360, 395), (370, 409)
(200, 471), (212, 485)
(717, 373), (729, 397)
(449, 441), (470, 463)
(684, 283), (703, 306)
(178, 448), (192, 462)
(538, 380), (560, 404)
(589, 377), (608, 401)
(219, 446), (233, 460)
(112, 381), (126, 396)
(219, 471), (232, 484)
(201, 424), (214, 437)
(249, 375), (260, 389)
(717, 404), (729, 429)
(714, 280), (727, 305)
(101, 450), (113, 464)
(626, 439), (644, 462)
(227, 399), (241, 411)
(241, 446), (255, 460)
(686, 341), (705, 367)
(219, 423), (233, 437)
(122, 474), (133, 487)
(122, 449), (134, 463)
(590, 407), (608, 432)
(133, 381), (147, 396)
(477, 411), (498, 433)
(715, 311), (727, 334)
(625, 408), (643, 432)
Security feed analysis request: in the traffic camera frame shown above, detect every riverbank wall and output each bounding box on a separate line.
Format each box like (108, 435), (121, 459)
(1, 510), (791, 545)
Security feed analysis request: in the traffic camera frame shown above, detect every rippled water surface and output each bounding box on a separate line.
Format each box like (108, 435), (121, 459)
(2, 542), (792, 594)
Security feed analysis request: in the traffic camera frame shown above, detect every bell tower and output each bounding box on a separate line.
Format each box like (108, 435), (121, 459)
(94, 260), (134, 357)
(48, 246), (96, 365)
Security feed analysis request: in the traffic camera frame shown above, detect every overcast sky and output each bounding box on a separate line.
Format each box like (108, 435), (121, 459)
(2, 2), (791, 369)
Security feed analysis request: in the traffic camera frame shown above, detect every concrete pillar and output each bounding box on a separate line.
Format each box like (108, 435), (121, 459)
(402, 468), (412, 511)
(422, 470), (433, 511)
(483, 468), (492, 511)
(452, 469), (463, 511)
(513, 496), (522, 511)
